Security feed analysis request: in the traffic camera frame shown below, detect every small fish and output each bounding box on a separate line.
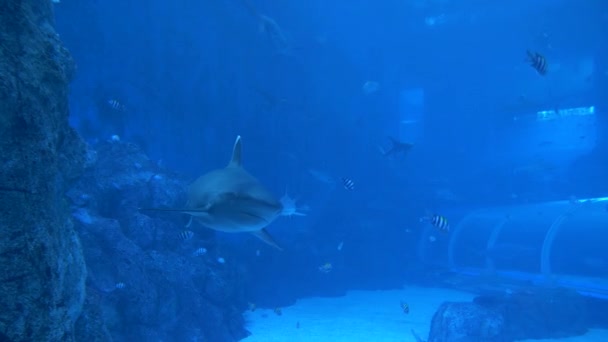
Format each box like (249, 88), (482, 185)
(318, 262), (333, 273)
(274, 307), (282, 316)
(362, 81), (380, 95)
(255, 249), (261, 257)
(179, 230), (194, 241)
(379, 137), (413, 158)
(296, 321), (300, 329)
(526, 50), (547, 75)
(428, 235), (437, 242)
(400, 301), (409, 314)
(308, 169), (335, 186)
(257, 14), (290, 55)
(248, 302), (256, 312)
(193, 247), (207, 256)
(217, 257), (226, 264)
(107, 99), (126, 111)
(421, 214), (450, 233)
(115, 282), (126, 289)
(341, 177), (355, 190)
(337, 241), (344, 251)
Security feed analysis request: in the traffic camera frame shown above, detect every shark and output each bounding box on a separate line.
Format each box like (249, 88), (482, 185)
(378, 136), (413, 158)
(142, 135), (284, 250)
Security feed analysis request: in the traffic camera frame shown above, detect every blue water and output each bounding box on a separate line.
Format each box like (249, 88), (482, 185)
(53, 0), (607, 339)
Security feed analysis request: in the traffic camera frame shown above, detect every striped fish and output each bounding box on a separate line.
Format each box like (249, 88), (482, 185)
(341, 177), (354, 190)
(431, 214), (449, 232)
(179, 230), (194, 241)
(193, 247), (207, 256)
(108, 99), (126, 111)
(526, 50), (547, 75)
(421, 214), (450, 233)
(400, 301), (410, 314)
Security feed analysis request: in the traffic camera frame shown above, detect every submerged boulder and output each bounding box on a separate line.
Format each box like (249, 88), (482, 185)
(428, 301), (506, 342)
(427, 287), (589, 342)
(475, 287), (588, 340)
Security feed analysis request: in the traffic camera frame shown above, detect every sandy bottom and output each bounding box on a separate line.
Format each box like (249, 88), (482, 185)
(518, 330), (608, 342)
(242, 286), (471, 342)
(242, 286), (608, 342)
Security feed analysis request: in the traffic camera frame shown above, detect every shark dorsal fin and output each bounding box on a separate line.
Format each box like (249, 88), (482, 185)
(228, 135), (243, 168)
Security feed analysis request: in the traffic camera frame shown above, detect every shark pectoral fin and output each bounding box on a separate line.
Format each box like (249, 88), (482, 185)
(181, 210), (211, 218)
(139, 207), (209, 217)
(251, 229), (283, 251)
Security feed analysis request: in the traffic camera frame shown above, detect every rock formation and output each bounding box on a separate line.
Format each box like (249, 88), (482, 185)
(0, 1), (87, 340)
(427, 287), (590, 342)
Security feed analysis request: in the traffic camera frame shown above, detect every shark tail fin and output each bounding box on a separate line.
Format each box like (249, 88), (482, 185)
(251, 228), (283, 251)
(228, 135), (243, 168)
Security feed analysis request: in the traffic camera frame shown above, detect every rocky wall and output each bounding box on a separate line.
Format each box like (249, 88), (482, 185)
(0, 0), (87, 341)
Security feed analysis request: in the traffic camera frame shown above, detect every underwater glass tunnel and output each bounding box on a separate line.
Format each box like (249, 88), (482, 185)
(418, 197), (608, 299)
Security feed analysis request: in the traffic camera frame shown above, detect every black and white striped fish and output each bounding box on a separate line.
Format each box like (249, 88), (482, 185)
(341, 177), (354, 190)
(179, 230), (194, 241)
(526, 50), (547, 75)
(193, 247), (207, 256)
(108, 99), (126, 111)
(421, 214), (450, 233)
